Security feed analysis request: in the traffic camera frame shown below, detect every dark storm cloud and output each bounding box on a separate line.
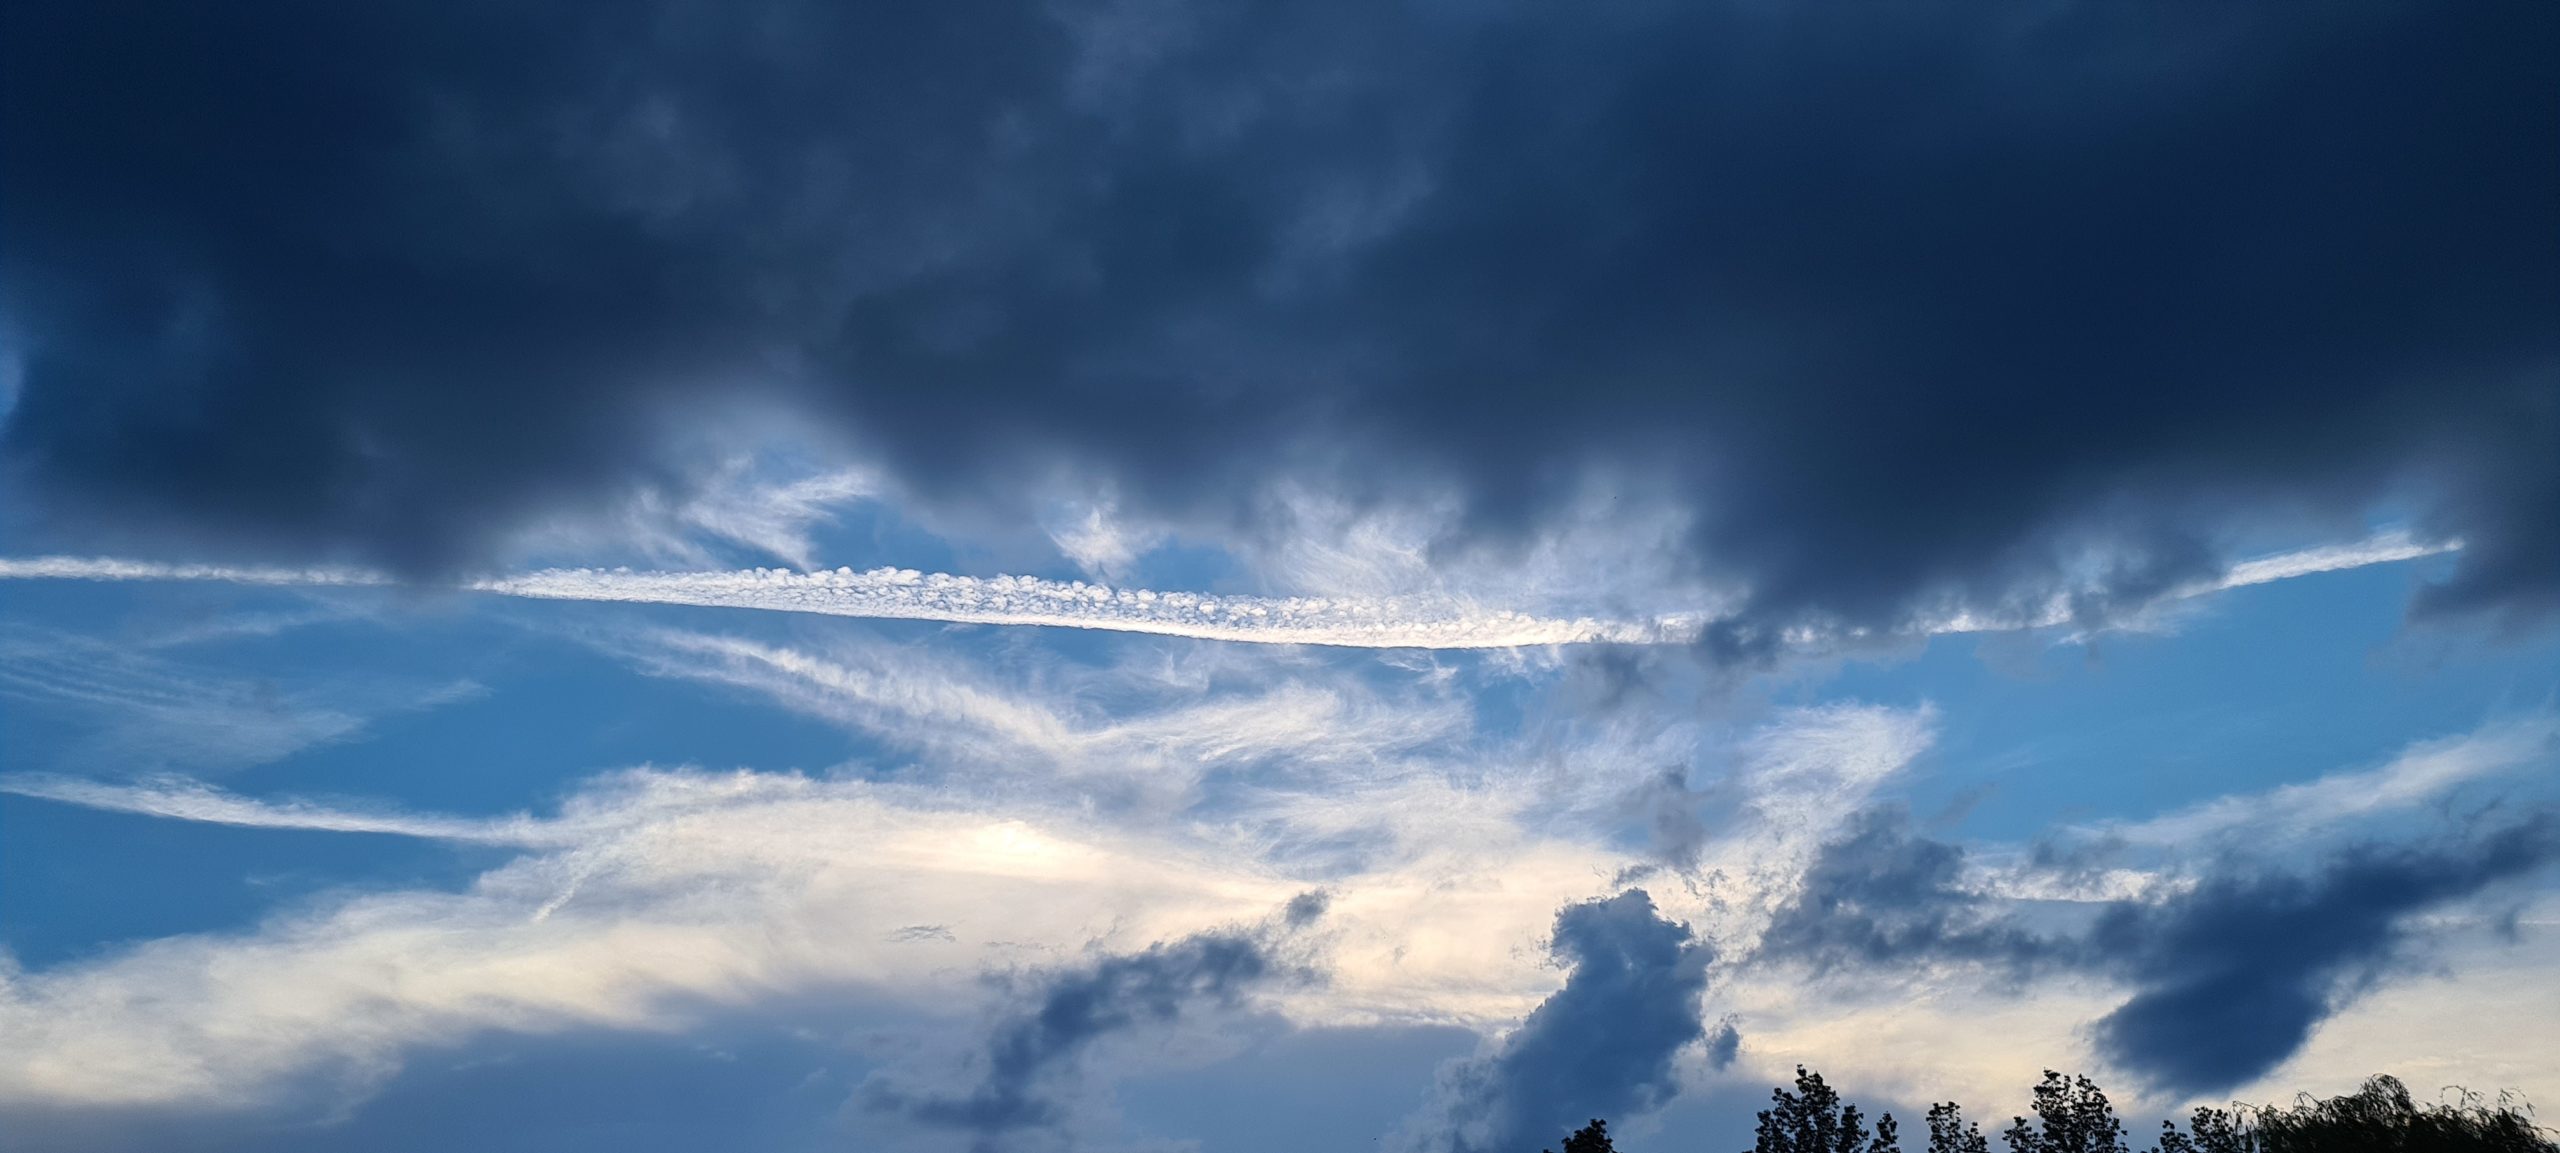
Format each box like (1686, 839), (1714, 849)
(1408, 889), (1713, 1153)
(1755, 810), (2560, 1096)
(2088, 819), (2560, 1097)
(5, 1), (2555, 629)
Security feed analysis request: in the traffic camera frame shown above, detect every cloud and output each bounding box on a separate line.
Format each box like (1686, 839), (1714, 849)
(631, 628), (1442, 777)
(1400, 890), (1713, 1153)
(1750, 802), (2560, 1099)
(1756, 808), (2061, 976)
(0, 669), (1699, 1122)
(6, 1), (2553, 633)
(0, 768), (1326, 1113)
(2085, 714), (2560, 850)
(866, 903), (1320, 1149)
(525, 461), (884, 571)
(0, 622), (479, 774)
(0, 696), (1919, 1123)
(0, 774), (550, 845)
(2088, 819), (2560, 1097)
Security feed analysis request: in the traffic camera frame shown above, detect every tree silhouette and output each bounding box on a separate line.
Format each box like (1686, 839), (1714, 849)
(1929, 1102), (1992, 1153)
(2002, 1071), (2126, 1153)
(2145, 1074), (2559, 1153)
(1559, 1067), (2554, 1153)
(1548, 1118), (1616, 1153)
(1752, 1066), (1900, 1153)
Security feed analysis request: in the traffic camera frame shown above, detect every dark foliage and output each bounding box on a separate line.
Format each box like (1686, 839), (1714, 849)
(1549, 1119), (1617, 1153)
(1753, 1066), (1901, 1153)
(1558, 1066), (2560, 1153)
(1928, 1102), (1992, 1153)
(2151, 1075), (2558, 1153)
(2003, 1071), (2128, 1153)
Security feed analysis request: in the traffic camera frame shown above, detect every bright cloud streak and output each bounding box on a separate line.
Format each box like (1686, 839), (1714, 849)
(0, 692), (1941, 1113)
(0, 531), (2456, 650)
(0, 775), (553, 846)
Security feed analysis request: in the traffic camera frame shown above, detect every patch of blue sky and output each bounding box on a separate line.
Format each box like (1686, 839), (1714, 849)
(1816, 556), (2560, 842)
(0, 795), (508, 969)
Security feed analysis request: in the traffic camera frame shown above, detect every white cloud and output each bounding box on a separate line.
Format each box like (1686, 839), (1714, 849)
(0, 763), (1629, 1111)
(611, 629), (1468, 801)
(0, 691), (1944, 1116)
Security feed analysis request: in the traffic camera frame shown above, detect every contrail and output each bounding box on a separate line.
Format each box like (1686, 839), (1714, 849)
(472, 566), (1695, 647)
(0, 532), (2454, 649)
(0, 555), (1691, 647)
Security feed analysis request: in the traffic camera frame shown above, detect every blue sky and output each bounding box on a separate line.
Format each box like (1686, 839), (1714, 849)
(3, 4), (2557, 1151)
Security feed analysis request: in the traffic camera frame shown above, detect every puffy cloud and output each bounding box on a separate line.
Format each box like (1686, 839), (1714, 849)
(1400, 891), (1714, 1153)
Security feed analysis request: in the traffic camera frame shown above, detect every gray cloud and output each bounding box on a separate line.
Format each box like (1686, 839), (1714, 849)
(4, 1), (2553, 637)
(1757, 807), (2063, 974)
(867, 897), (1324, 1149)
(2088, 818), (2560, 1097)
(1703, 1016), (1742, 1072)
(1403, 889), (1714, 1153)
(1754, 810), (2560, 1097)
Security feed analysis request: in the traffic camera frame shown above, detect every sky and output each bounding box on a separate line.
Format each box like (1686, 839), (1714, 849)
(0, 3), (2556, 1151)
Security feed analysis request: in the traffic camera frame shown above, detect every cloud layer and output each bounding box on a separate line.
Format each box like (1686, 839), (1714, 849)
(6, 0), (2552, 634)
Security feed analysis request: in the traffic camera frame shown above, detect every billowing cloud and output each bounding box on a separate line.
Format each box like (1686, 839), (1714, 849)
(6, 1), (2552, 635)
(1400, 890), (1713, 1153)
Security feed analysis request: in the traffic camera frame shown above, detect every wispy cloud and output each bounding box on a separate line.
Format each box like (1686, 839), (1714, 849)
(2087, 713), (2560, 849)
(609, 629), (1468, 804)
(0, 623), (478, 774)
(0, 775), (551, 845)
(0, 691), (1938, 1116)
